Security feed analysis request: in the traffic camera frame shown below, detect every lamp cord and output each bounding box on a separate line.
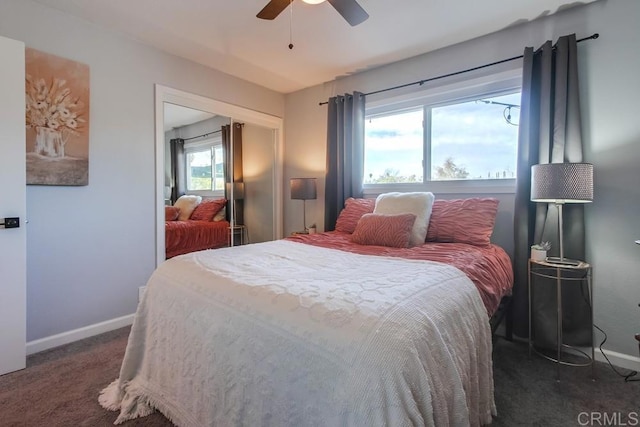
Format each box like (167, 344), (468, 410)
(594, 324), (639, 382)
(580, 282), (639, 382)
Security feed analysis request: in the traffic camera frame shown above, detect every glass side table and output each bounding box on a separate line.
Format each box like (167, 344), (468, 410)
(528, 258), (594, 380)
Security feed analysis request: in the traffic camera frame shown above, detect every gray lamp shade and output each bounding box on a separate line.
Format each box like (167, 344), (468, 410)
(225, 182), (245, 200)
(290, 178), (317, 200)
(531, 163), (593, 203)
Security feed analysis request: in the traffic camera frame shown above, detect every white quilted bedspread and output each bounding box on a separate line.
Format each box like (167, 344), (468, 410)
(100, 240), (495, 426)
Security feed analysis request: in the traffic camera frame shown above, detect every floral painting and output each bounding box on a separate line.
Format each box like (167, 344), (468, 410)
(25, 48), (89, 186)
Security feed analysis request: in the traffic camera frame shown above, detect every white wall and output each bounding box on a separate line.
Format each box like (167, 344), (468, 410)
(284, 0), (640, 360)
(0, 0), (284, 342)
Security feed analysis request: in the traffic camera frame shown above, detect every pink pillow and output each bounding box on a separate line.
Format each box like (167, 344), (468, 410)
(335, 198), (375, 233)
(350, 213), (417, 248)
(165, 206), (180, 221)
(190, 198), (227, 221)
(426, 198), (499, 246)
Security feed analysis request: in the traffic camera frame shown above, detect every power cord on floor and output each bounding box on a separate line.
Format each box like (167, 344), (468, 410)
(579, 281), (639, 382)
(594, 324), (639, 382)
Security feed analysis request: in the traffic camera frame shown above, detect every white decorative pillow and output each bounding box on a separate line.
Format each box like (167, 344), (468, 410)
(213, 206), (226, 222)
(373, 192), (435, 247)
(173, 195), (202, 221)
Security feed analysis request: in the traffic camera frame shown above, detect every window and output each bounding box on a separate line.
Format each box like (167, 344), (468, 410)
(364, 73), (521, 193)
(430, 93), (519, 181)
(184, 138), (224, 193)
(365, 108), (424, 184)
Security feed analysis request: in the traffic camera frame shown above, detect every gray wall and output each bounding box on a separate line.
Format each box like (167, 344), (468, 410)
(0, 0), (284, 341)
(284, 0), (640, 359)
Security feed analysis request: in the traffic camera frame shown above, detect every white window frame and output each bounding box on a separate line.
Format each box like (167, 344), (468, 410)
(183, 136), (224, 198)
(363, 68), (522, 197)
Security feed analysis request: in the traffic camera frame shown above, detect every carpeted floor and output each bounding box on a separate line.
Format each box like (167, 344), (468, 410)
(0, 328), (172, 426)
(491, 337), (639, 426)
(0, 327), (638, 426)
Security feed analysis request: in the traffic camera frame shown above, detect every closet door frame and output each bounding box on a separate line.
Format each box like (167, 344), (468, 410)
(154, 84), (283, 266)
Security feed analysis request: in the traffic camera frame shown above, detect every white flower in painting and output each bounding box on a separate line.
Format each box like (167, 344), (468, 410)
(57, 106), (71, 119)
(25, 74), (84, 134)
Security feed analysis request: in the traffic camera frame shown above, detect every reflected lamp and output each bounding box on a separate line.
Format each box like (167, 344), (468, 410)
(290, 178), (317, 232)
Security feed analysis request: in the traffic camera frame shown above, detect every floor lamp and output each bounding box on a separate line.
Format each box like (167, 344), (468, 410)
(290, 178), (317, 232)
(530, 162), (593, 266)
(226, 181), (244, 225)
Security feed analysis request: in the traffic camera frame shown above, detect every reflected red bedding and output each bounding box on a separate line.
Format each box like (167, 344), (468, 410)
(165, 220), (230, 259)
(287, 231), (513, 315)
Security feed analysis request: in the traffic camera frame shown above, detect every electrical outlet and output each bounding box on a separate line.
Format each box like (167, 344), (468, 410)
(2, 217), (19, 228)
(138, 286), (147, 303)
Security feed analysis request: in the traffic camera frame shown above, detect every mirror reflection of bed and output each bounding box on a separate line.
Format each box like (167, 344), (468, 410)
(162, 103), (276, 259)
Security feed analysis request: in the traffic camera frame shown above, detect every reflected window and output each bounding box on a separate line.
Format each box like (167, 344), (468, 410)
(185, 137), (224, 191)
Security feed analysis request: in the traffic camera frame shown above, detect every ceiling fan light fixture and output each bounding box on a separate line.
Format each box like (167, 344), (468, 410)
(257, 0), (368, 26)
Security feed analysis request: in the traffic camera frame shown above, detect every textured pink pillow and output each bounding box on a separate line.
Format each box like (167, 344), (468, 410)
(190, 198), (227, 221)
(350, 213), (417, 248)
(165, 206), (180, 221)
(426, 198), (499, 246)
(335, 198), (375, 233)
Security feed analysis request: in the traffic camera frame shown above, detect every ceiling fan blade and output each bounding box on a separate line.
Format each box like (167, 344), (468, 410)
(257, 0), (291, 20)
(327, 0), (369, 26)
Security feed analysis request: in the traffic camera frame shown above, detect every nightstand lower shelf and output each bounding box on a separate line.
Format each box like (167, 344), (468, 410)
(530, 343), (593, 368)
(229, 225), (248, 246)
(528, 259), (595, 380)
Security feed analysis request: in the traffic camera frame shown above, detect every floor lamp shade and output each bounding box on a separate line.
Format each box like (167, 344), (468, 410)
(531, 163), (593, 203)
(226, 182), (245, 200)
(531, 162), (593, 264)
(290, 178), (317, 231)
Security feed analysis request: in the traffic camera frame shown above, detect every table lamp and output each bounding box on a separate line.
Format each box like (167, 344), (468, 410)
(290, 178), (317, 232)
(531, 162), (593, 266)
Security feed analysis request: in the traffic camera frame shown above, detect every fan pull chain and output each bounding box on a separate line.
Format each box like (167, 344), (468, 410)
(288, 0), (294, 49)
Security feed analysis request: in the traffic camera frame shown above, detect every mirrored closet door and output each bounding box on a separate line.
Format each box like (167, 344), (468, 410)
(155, 85), (283, 266)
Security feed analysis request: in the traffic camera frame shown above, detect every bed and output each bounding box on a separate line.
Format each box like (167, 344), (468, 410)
(165, 220), (230, 259)
(165, 197), (229, 259)
(101, 195), (513, 426)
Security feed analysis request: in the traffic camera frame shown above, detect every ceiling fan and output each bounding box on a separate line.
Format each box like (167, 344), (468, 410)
(257, 0), (369, 27)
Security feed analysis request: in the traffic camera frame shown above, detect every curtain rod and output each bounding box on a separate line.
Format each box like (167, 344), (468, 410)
(318, 33), (599, 106)
(180, 122), (244, 142)
(182, 129), (222, 141)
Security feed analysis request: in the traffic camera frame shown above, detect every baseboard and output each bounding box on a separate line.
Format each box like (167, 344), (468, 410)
(595, 348), (640, 373)
(26, 313), (135, 356)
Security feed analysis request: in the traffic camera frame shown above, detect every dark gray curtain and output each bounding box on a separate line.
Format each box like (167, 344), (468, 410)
(324, 92), (366, 231)
(222, 123), (244, 225)
(513, 34), (591, 347)
(169, 138), (185, 204)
